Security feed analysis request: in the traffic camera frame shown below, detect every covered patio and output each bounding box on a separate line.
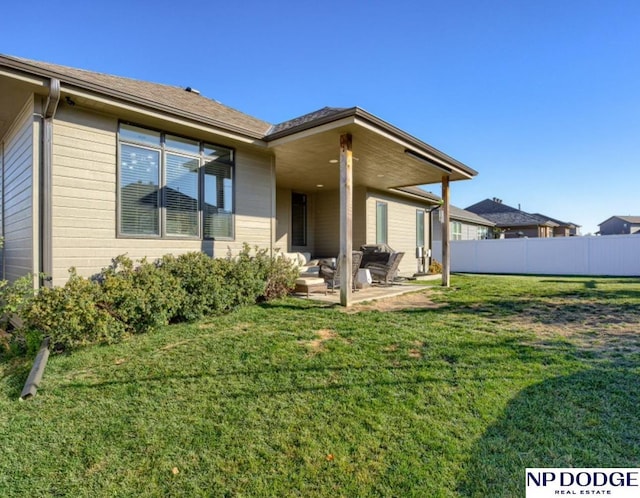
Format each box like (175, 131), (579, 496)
(267, 107), (477, 306)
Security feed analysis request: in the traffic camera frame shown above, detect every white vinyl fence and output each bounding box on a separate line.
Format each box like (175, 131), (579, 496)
(432, 234), (640, 276)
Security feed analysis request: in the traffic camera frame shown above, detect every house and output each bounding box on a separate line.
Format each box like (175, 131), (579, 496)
(597, 216), (640, 235)
(432, 204), (496, 241)
(465, 198), (572, 238)
(531, 213), (580, 237)
(0, 54), (477, 305)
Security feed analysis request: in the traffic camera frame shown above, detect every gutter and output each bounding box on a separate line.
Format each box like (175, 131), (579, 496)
(40, 78), (60, 287)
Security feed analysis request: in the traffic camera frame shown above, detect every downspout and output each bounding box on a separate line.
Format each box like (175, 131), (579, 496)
(40, 78), (60, 287)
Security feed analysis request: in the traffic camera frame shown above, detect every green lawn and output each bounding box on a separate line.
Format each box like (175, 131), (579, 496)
(1, 275), (639, 497)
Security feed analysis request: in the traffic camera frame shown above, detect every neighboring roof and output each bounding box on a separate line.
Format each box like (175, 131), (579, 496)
(466, 198), (521, 215)
(532, 213), (577, 228)
(466, 198), (557, 227)
(478, 211), (556, 227)
(598, 215), (640, 226)
(1, 54), (272, 139)
(448, 205), (495, 226)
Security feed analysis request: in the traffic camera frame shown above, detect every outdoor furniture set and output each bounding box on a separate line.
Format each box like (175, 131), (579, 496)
(291, 246), (405, 298)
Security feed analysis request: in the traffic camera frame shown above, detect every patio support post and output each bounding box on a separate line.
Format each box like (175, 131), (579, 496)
(442, 175), (451, 287)
(339, 133), (353, 307)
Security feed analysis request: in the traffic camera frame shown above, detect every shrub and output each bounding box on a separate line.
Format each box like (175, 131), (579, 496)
(0, 274), (35, 330)
(158, 252), (234, 321)
(429, 259), (443, 274)
(23, 269), (125, 350)
(257, 250), (298, 301)
(97, 255), (185, 334)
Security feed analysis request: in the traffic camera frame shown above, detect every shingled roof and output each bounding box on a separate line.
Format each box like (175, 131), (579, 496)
(2, 55), (272, 139)
(466, 198), (556, 227)
(448, 205), (495, 226)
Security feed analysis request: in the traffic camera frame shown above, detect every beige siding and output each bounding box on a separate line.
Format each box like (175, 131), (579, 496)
(50, 107), (273, 286)
(366, 190), (432, 276)
(313, 189), (340, 257)
(275, 187), (290, 251)
(1, 96), (37, 282)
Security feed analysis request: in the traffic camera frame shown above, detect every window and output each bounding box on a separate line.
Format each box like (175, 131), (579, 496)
(291, 192), (307, 246)
(416, 210), (425, 247)
(376, 201), (388, 244)
(477, 226), (489, 240)
(451, 221), (462, 240)
(118, 124), (234, 239)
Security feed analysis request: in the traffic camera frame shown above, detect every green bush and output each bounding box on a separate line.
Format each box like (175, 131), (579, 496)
(23, 269), (125, 350)
(13, 246), (299, 352)
(0, 274), (35, 330)
(98, 255), (185, 335)
(158, 252), (234, 321)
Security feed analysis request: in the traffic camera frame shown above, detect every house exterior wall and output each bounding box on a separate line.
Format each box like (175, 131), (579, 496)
(49, 105), (273, 285)
(432, 216), (491, 241)
(275, 187), (290, 251)
(1, 96), (39, 283)
(599, 217), (640, 235)
(313, 189), (340, 257)
(365, 190), (432, 276)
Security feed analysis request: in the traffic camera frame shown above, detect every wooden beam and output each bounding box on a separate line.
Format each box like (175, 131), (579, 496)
(442, 175), (451, 287)
(339, 133), (353, 306)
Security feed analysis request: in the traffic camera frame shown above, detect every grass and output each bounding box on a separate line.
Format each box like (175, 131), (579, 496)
(1, 274), (639, 497)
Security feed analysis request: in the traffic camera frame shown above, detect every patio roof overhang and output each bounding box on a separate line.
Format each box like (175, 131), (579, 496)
(266, 107), (476, 192)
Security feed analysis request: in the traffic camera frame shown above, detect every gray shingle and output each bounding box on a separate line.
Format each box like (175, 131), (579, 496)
(5, 55), (272, 138)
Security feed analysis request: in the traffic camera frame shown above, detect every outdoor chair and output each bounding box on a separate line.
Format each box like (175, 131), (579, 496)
(364, 251), (404, 286)
(320, 251), (363, 293)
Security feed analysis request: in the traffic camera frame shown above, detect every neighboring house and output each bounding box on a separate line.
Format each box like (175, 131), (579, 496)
(432, 204), (496, 242)
(0, 55), (477, 300)
(466, 198), (570, 238)
(531, 213), (580, 237)
(597, 216), (640, 235)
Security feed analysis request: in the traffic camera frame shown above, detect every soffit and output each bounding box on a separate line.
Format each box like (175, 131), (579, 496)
(0, 71), (47, 139)
(270, 121), (471, 192)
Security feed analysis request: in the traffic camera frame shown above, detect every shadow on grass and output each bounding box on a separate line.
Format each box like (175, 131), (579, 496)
(457, 365), (640, 497)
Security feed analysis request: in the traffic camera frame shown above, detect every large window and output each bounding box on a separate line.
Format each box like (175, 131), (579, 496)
(376, 201), (388, 244)
(118, 124), (234, 239)
(291, 192), (307, 246)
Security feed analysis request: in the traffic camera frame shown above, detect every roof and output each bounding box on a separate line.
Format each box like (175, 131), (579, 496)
(466, 198), (558, 227)
(598, 215), (640, 226)
(531, 213), (576, 228)
(392, 186), (442, 204)
(1, 55), (272, 139)
(268, 107), (349, 135)
(1, 54), (477, 179)
(448, 205), (495, 226)
(477, 211), (555, 227)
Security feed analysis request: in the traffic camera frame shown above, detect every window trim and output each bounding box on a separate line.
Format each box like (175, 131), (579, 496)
(117, 122), (235, 240)
(376, 201), (388, 245)
(416, 209), (425, 247)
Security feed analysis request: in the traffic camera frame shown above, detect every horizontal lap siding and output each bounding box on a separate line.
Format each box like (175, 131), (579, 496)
(366, 191), (430, 276)
(2, 97), (36, 282)
(313, 189), (340, 257)
(51, 107), (273, 286)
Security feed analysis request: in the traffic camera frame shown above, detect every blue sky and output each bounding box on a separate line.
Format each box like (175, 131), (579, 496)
(2, 0), (638, 234)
